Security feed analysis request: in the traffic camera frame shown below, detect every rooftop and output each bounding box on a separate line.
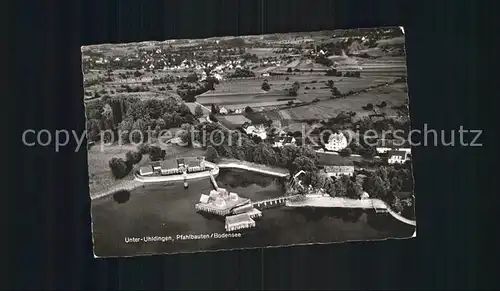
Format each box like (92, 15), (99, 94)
(388, 150), (407, 158)
(161, 159), (178, 169)
(226, 213), (254, 225)
(324, 165), (355, 173)
(139, 166), (153, 174)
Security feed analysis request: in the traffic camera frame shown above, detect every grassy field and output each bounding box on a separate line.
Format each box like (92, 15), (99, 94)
(218, 115), (251, 129)
(269, 83), (408, 121)
(87, 142), (206, 197)
(185, 102), (211, 116)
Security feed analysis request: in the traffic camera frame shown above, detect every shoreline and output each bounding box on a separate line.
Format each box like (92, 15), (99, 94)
(286, 195), (416, 226)
(90, 179), (144, 201)
(89, 160), (289, 201)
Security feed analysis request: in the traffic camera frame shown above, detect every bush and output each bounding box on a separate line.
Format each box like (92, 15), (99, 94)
(137, 143), (151, 155)
(149, 146), (166, 161)
(362, 103), (374, 110)
(109, 157), (130, 179)
(209, 113), (219, 122)
(339, 148), (352, 157)
(206, 145), (220, 162)
(261, 82), (271, 91)
(194, 105), (204, 118)
(126, 151), (143, 165)
(285, 76), (290, 81)
(287, 68), (292, 73)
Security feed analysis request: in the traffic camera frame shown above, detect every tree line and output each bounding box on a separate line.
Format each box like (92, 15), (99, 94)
(85, 95), (195, 143)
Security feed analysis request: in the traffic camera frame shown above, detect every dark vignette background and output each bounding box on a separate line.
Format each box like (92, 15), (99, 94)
(7, 0), (495, 290)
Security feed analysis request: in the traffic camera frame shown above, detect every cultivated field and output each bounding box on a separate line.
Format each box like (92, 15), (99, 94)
(264, 83), (408, 121)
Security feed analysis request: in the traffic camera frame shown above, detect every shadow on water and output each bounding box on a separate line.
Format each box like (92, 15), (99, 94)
(286, 207), (365, 223)
(196, 211), (225, 222)
(217, 169), (281, 188)
(113, 190), (131, 204)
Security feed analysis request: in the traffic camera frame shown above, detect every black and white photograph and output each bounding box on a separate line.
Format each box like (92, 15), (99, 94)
(83, 26), (417, 257)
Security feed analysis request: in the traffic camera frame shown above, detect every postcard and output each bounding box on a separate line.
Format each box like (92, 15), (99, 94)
(83, 26), (416, 257)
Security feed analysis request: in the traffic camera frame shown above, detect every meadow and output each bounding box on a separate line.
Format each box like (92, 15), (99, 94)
(264, 83), (408, 121)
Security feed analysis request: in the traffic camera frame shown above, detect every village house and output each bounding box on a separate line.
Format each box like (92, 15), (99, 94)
(324, 165), (355, 178)
(225, 213), (256, 232)
(219, 106), (229, 115)
(272, 136), (296, 148)
(160, 159), (180, 175)
(139, 165), (154, 176)
(387, 150), (410, 164)
(376, 139), (412, 154)
(324, 132), (348, 152)
(244, 124), (267, 140)
(151, 161), (162, 173)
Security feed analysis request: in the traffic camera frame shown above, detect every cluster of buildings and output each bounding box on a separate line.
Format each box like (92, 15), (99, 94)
(375, 139), (412, 165)
(195, 188), (262, 232)
(138, 157), (206, 176)
(272, 136), (296, 148)
(243, 124), (268, 140)
(324, 165), (355, 178)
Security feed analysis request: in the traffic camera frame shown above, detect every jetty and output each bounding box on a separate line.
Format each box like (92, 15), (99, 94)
(218, 159), (290, 178)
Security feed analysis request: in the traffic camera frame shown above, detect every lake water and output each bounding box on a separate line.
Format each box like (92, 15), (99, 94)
(91, 169), (414, 257)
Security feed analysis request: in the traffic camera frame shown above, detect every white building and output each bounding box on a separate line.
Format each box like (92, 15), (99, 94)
(325, 132), (348, 152)
(273, 136), (296, 148)
(219, 106), (229, 115)
(376, 139), (412, 154)
(388, 150), (410, 164)
(324, 166), (355, 178)
(244, 124), (267, 140)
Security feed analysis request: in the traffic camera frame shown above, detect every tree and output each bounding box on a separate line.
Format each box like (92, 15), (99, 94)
(109, 157), (130, 179)
(345, 176), (361, 199)
(86, 119), (101, 142)
(186, 73), (199, 83)
(206, 145), (220, 163)
(137, 143), (151, 155)
(307, 172), (329, 190)
(194, 105), (204, 118)
(244, 106), (253, 114)
(126, 151), (143, 165)
(210, 104), (219, 114)
(363, 174), (387, 199)
(334, 177), (347, 197)
(253, 143), (279, 165)
(390, 176), (403, 193)
(261, 81), (271, 91)
(339, 148), (352, 157)
(292, 156), (317, 173)
(362, 103), (374, 111)
(287, 67), (292, 73)
(130, 118), (147, 143)
(377, 101), (387, 109)
(149, 146), (165, 161)
(252, 135), (262, 144)
(101, 103), (115, 130)
(326, 80), (335, 88)
(179, 123), (192, 146)
(208, 114), (218, 123)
